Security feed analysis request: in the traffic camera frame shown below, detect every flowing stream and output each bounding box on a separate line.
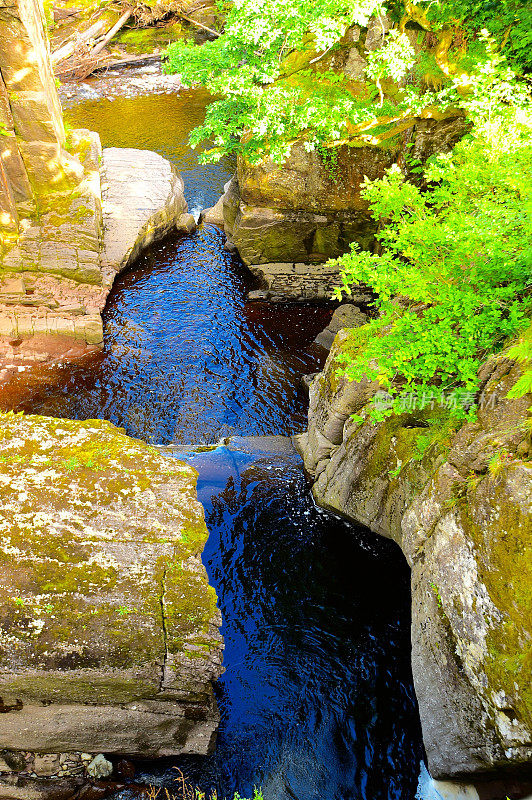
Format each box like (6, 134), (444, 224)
(14, 75), (425, 799)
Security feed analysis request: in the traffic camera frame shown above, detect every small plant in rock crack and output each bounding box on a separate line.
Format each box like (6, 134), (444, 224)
(144, 769), (264, 800)
(430, 583), (443, 608)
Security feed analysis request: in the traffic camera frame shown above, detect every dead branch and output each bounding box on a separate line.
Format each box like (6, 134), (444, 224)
(51, 17), (107, 63)
(177, 11), (219, 36)
(90, 9), (133, 57)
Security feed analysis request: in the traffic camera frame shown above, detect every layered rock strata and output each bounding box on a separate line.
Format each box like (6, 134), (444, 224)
(0, 413), (223, 798)
(0, 142), (195, 380)
(246, 262), (370, 303)
(0, 0), (195, 380)
(295, 329), (532, 786)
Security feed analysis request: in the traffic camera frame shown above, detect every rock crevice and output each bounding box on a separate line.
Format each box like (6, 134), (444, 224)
(295, 329), (532, 784)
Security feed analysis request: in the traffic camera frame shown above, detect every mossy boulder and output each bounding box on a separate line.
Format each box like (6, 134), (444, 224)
(0, 412), (223, 756)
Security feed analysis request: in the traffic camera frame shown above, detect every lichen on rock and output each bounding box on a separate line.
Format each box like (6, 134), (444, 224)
(0, 411), (223, 757)
(295, 328), (532, 782)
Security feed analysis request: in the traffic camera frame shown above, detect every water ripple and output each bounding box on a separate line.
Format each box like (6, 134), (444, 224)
(14, 227), (331, 444)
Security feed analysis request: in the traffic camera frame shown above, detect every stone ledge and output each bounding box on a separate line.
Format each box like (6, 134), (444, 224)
(246, 262), (372, 303)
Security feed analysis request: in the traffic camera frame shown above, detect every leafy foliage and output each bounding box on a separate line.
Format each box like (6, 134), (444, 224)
(164, 0), (532, 415)
(507, 324), (532, 400)
(333, 61), (532, 418)
(365, 28), (415, 105)
(164, 0), (531, 163)
(418, 0), (532, 74)
(165, 0), (395, 162)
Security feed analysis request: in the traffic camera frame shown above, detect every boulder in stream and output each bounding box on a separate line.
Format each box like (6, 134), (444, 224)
(0, 412), (223, 798)
(100, 147), (196, 285)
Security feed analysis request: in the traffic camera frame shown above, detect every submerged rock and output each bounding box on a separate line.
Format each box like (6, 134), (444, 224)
(295, 328), (532, 786)
(0, 413), (223, 794)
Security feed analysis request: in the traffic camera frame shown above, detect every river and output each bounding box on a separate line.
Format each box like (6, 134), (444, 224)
(13, 71), (426, 799)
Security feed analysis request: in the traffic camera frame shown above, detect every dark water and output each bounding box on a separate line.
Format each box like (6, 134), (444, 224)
(12, 226), (331, 443)
(9, 87), (331, 442)
(138, 443), (424, 800)
(12, 87), (425, 798)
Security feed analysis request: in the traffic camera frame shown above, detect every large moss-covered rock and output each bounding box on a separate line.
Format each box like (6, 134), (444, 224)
(230, 114), (465, 267)
(295, 329), (532, 783)
(221, 12), (467, 269)
(0, 412), (223, 760)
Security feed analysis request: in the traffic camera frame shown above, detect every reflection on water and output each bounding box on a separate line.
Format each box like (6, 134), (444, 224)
(10, 227), (331, 444)
(65, 87), (234, 214)
(134, 441), (424, 800)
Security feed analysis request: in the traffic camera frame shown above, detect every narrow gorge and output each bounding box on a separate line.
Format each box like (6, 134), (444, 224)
(0, 1), (530, 799)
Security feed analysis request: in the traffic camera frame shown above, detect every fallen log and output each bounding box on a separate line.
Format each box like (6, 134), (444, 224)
(55, 54), (113, 80)
(92, 53), (162, 72)
(51, 17), (107, 63)
(90, 9), (133, 57)
(53, 9), (133, 80)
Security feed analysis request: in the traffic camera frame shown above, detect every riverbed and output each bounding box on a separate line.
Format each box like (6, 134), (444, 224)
(16, 71), (425, 799)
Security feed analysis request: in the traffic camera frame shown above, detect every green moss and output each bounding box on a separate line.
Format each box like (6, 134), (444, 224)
(460, 469), (532, 732)
(0, 412), (221, 702)
(115, 22), (187, 54)
(0, 673), (159, 705)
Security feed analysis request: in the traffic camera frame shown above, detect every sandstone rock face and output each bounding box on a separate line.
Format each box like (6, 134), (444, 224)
(227, 146), (382, 266)
(230, 115), (466, 266)
(0, 0), (77, 207)
(100, 147), (196, 284)
(295, 329), (532, 783)
(0, 129), (106, 375)
(0, 141), (196, 378)
(0, 413), (223, 788)
(0, 0), (104, 375)
(0, 0), (197, 379)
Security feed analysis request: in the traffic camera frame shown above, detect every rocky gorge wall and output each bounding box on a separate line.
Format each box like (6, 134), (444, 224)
(295, 329), (532, 790)
(204, 15), (466, 291)
(201, 18), (532, 787)
(0, 0), (195, 380)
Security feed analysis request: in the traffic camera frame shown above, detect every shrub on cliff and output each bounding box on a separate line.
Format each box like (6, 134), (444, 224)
(333, 51), (532, 418)
(164, 0), (532, 416)
(164, 0), (531, 163)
